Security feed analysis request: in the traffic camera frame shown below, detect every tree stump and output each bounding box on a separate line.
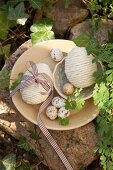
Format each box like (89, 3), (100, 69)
(0, 40), (98, 170)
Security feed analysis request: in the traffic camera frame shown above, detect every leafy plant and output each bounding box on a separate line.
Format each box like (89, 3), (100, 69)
(0, 153), (16, 170)
(30, 18), (55, 45)
(0, 69), (10, 90)
(83, 0), (113, 30)
(10, 72), (23, 90)
(8, 2), (29, 25)
(28, 130), (41, 141)
(16, 160), (32, 170)
(17, 136), (36, 154)
(65, 88), (85, 110)
(0, 153), (32, 170)
(74, 32), (113, 170)
(58, 117), (69, 126)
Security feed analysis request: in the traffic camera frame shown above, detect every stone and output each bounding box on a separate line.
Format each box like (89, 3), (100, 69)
(70, 19), (113, 44)
(44, 0), (88, 37)
(42, 123), (98, 170)
(0, 40), (98, 170)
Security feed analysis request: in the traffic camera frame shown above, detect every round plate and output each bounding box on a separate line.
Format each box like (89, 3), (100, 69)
(10, 40), (99, 130)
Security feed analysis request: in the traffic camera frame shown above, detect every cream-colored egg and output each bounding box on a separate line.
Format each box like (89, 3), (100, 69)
(65, 47), (97, 88)
(63, 83), (74, 96)
(50, 48), (63, 62)
(20, 63), (53, 105)
(58, 107), (70, 118)
(52, 96), (65, 108)
(46, 105), (57, 120)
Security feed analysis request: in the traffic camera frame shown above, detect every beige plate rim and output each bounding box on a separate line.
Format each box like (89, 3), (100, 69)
(10, 39), (99, 130)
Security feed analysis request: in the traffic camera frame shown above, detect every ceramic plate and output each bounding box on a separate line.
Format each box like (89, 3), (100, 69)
(10, 40), (99, 130)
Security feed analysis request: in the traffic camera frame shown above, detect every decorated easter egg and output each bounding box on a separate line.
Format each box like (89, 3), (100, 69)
(50, 48), (63, 62)
(46, 105), (57, 120)
(58, 107), (70, 118)
(52, 96), (65, 108)
(20, 63), (53, 105)
(65, 47), (97, 88)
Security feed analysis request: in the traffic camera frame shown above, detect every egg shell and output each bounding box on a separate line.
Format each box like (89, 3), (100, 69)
(46, 105), (58, 120)
(65, 47), (97, 88)
(50, 48), (63, 62)
(58, 107), (70, 119)
(52, 96), (66, 108)
(63, 83), (74, 96)
(20, 63), (53, 105)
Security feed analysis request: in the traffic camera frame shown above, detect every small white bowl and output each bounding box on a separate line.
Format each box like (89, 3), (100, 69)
(53, 57), (103, 100)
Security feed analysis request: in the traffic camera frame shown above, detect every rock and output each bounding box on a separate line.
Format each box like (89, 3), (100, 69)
(0, 40), (98, 170)
(70, 19), (113, 44)
(41, 122), (98, 170)
(44, 0), (88, 37)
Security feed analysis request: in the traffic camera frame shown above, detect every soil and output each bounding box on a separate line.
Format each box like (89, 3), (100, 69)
(0, 129), (49, 170)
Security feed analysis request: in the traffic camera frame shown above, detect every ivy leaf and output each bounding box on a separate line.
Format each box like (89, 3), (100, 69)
(8, 2), (29, 25)
(73, 33), (91, 47)
(28, 130), (41, 141)
(0, 11), (9, 40)
(30, 18), (54, 32)
(17, 136), (31, 152)
(75, 98), (85, 110)
(0, 162), (5, 170)
(2, 153), (16, 170)
(58, 117), (69, 126)
(0, 69), (10, 90)
(30, 30), (55, 45)
(10, 72), (23, 90)
(17, 136), (36, 154)
(17, 18), (28, 26)
(0, 44), (11, 57)
(29, 0), (43, 9)
(65, 88), (85, 110)
(16, 160), (31, 170)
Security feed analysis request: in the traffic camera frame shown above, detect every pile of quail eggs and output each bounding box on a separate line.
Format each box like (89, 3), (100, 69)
(46, 96), (70, 121)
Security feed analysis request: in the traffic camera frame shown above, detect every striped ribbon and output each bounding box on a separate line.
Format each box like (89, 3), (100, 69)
(10, 61), (73, 170)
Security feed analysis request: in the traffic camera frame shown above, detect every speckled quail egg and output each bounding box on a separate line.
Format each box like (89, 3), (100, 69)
(63, 83), (74, 96)
(46, 105), (58, 120)
(50, 48), (63, 62)
(58, 107), (70, 119)
(52, 96), (65, 108)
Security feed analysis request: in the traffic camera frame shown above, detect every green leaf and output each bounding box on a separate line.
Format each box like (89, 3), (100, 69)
(2, 153), (16, 170)
(0, 44), (11, 57)
(0, 11), (9, 40)
(28, 130), (41, 141)
(17, 136), (36, 155)
(30, 30), (55, 45)
(8, 2), (29, 25)
(30, 18), (54, 32)
(29, 0), (43, 9)
(0, 69), (10, 90)
(0, 162), (5, 170)
(58, 117), (69, 126)
(17, 136), (31, 152)
(10, 72), (23, 90)
(16, 160), (32, 170)
(65, 89), (85, 110)
(17, 18), (28, 25)
(75, 98), (85, 110)
(73, 33), (91, 47)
